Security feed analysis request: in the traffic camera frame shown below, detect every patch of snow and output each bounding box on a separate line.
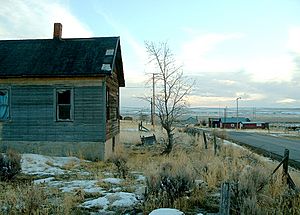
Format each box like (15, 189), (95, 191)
(149, 208), (184, 215)
(34, 177), (55, 185)
(102, 178), (123, 184)
(110, 192), (138, 207)
(48, 180), (103, 193)
(134, 185), (146, 198)
(111, 187), (122, 192)
(21, 154), (83, 176)
(136, 175), (146, 182)
(81, 196), (110, 210)
(81, 192), (138, 210)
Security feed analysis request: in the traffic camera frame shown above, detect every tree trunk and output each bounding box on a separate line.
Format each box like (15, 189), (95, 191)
(163, 130), (174, 154)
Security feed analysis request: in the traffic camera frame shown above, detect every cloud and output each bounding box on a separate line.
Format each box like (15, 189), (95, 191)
(187, 95), (235, 107)
(179, 32), (244, 73)
(0, 0), (93, 39)
(276, 98), (297, 104)
(245, 55), (295, 82)
(216, 80), (236, 85)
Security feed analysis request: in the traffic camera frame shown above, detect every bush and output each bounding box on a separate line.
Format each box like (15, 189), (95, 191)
(108, 144), (128, 179)
(230, 165), (268, 214)
(146, 159), (195, 208)
(0, 150), (21, 181)
(0, 183), (83, 214)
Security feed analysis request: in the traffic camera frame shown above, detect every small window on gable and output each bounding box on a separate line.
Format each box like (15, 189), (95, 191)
(101, 64), (111, 71)
(105, 49), (114, 55)
(56, 89), (73, 121)
(0, 89), (9, 120)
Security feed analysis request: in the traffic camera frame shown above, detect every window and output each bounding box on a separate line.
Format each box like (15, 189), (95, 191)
(0, 89), (9, 120)
(56, 89), (73, 121)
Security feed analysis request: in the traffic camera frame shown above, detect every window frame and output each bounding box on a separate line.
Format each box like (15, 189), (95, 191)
(0, 88), (10, 121)
(55, 88), (74, 122)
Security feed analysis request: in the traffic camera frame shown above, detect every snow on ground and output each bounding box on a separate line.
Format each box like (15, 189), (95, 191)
(34, 177), (55, 184)
(102, 177), (123, 184)
(149, 208), (184, 215)
(81, 192), (138, 210)
(20, 153), (144, 213)
(21, 153), (85, 176)
(47, 180), (103, 193)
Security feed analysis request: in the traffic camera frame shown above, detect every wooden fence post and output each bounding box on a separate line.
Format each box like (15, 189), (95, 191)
(214, 134), (217, 155)
(282, 149), (289, 184)
(220, 182), (231, 215)
(203, 131), (208, 149)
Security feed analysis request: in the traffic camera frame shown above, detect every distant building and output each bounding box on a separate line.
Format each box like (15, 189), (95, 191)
(208, 117), (221, 128)
(241, 122), (269, 129)
(208, 117), (268, 129)
(220, 117), (250, 129)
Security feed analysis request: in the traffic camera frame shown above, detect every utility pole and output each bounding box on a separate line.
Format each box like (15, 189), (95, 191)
(236, 97), (241, 129)
(253, 107), (256, 121)
(224, 106), (227, 122)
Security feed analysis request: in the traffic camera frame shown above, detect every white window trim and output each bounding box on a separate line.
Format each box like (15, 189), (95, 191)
(55, 88), (74, 122)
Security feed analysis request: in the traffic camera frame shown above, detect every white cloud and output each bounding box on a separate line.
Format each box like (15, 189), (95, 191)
(217, 79), (236, 85)
(0, 0), (93, 39)
(179, 32), (244, 73)
(276, 98), (296, 104)
(187, 95), (238, 107)
(245, 55), (295, 82)
(187, 91), (266, 107)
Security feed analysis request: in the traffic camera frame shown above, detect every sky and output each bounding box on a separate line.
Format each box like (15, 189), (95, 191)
(0, 0), (300, 110)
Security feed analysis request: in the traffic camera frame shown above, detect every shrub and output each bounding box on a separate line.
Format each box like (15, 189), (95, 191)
(0, 183), (83, 214)
(108, 144), (128, 179)
(0, 150), (21, 181)
(230, 165), (268, 214)
(145, 158), (195, 208)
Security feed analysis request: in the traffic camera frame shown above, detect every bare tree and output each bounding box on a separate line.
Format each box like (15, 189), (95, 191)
(145, 41), (192, 154)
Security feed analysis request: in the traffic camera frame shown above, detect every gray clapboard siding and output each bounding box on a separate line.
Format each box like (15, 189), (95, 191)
(2, 85), (106, 142)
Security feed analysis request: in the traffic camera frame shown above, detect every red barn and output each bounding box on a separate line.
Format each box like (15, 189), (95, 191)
(241, 122), (269, 129)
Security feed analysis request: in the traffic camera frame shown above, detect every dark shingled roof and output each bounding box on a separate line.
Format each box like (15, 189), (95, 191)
(0, 37), (125, 86)
(220, 117), (250, 123)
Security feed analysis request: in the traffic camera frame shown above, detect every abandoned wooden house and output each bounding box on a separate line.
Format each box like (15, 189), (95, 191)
(0, 23), (125, 160)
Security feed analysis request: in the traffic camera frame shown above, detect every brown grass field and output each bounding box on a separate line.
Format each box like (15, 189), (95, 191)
(1, 120), (300, 214)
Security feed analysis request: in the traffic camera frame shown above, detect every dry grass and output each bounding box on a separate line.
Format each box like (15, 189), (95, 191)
(0, 181), (84, 214)
(107, 143), (129, 178)
(1, 121), (300, 214)
(120, 121), (300, 214)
